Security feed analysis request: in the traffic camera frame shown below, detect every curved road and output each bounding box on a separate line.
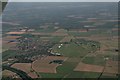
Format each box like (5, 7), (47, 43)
(3, 66), (32, 80)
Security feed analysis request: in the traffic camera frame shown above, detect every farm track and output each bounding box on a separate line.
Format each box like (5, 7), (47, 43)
(62, 52), (91, 78)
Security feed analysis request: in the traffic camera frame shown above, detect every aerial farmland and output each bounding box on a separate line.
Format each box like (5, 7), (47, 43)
(2, 2), (119, 80)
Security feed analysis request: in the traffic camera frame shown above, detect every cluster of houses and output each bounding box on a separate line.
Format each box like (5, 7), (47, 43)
(48, 44), (63, 56)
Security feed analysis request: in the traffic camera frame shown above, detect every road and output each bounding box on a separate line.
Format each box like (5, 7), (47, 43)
(3, 65), (32, 80)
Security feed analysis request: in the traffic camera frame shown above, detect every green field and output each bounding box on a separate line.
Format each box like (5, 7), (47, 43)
(38, 60), (79, 78)
(82, 55), (105, 66)
(39, 60), (102, 78)
(39, 73), (64, 78)
(2, 50), (18, 61)
(35, 27), (57, 33)
(52, 39), (100, 57)
(50, 37), (64, 43)
(66, 71), (101, 78)
(53, 43), (88, 57)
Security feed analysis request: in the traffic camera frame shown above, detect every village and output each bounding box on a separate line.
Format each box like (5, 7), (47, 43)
(2, 22), (119, 79)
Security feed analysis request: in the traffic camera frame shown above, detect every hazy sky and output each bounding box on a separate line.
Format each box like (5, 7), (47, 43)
(2, 0), (120, 2)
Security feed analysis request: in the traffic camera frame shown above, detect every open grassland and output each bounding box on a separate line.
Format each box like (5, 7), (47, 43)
(82, 54), (106, 66)
(65, 71), (101, 78)
(56, 61), (78, 75)
(39, 73), (63, 78)
(52, 42), (89, 57)
(40, 37), (53, 41)
(35, 28), (57, 33)
(50, 36), (64, 43)
(2, 50), (18, 61)
(68, 29), (110, 37)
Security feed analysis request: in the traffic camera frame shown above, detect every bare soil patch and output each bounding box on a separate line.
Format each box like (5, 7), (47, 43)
(2, 70), (16, 77)
(3, 41), (17, 50)
(74, 62), (104, 73)
(60, 36), (74, 42)
(52, 29), (68, 36)
(31, 32), (51, 36)
(6, 32), (25, 35)
(55, 29), (67, 33)
(11, 63), (32, 73)
(52, 33), (68, 36)
(32, 56), (67, 73)
(3, 36), (21, 41)
(103, 60), (118, 74)
(28, 72), (38, 78)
